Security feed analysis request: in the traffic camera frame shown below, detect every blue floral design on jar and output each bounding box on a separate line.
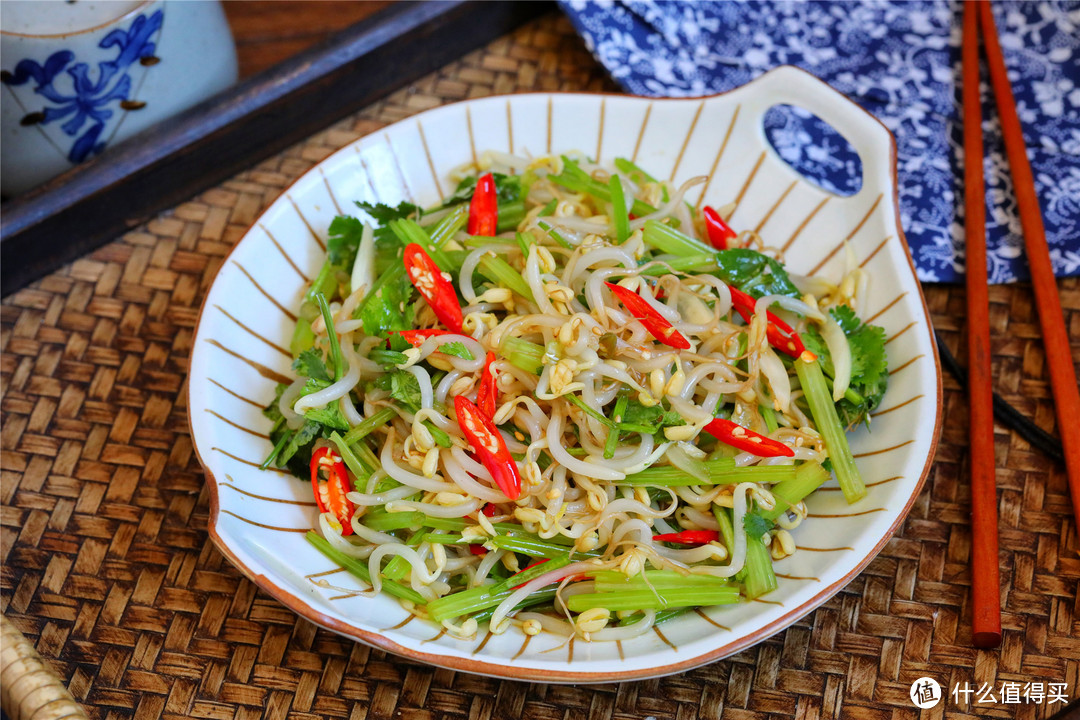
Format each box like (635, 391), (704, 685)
(2, 9), (163, 163)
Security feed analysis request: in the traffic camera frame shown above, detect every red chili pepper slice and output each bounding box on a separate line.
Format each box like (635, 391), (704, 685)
(403, 243), (464, 333)
(390, 329), (459, 347)
(605, 282), (691, 350)
(652, 530), (721, 546)
(477, 352), (499, 418)
(702, 205), (737, 249)
(469, 544), (488, 556)
(726, 285), (809, 358)
(703, 418), (795, 458)
(454, 395), (522, 500)
(482, 503), (499, 517)
(467, 173), (498, 236)
(310, 447), (355, 535)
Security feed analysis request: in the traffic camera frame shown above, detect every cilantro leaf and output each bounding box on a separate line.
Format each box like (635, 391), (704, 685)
(743, 510), (776, 542)
(327, 215), (365, 269)
(359, 267), (416, 336)
(293, 348), (331, 382)
(437, 341), (474, 361)
(375, 370), (423, 412)
(446, 173), (522, 206)
(713, 248), (801, 299)
(354, 200), (420, 227)
(620, 400), (684, 435)
(798, 305), (890, 428)
(276, 419), (320, 476)
(264, 383), (287, 424)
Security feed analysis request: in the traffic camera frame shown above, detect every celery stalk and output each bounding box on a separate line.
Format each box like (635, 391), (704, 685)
(472, 588), (558, 622)
(604, 393), (629, 460)
(290, 316), (315, 356)
(642, 220), (712, 257)
(306, 531), (426, 604)
(382, 531), (424, 580)
(428, 205), (468, 247)
(490, 535), (599, 560)
(329, 431), (375, 482)
(742, 535), (778, 600)
(566, 587), (739, 612)
(503, 337), (544, 374)
(609, 175), (630, 243)
(342, 408), (397, 445)
(362, 509), (424, 532)
(478, 255), (535, 302)
(315, 293), (347, 380)
(761, 462), (829, 521)
(795, 357), (866, 503)
(390, 218), (454, 270)
(621, 459), (798, 486)
(712, 504), (735, 556)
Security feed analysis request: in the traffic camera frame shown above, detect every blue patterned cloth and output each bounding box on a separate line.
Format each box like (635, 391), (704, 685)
(560, 1), (1080, 284)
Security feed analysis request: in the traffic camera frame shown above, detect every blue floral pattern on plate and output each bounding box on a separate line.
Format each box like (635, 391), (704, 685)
(560, 0), (1080, 283)
(4, 9), (163, 163)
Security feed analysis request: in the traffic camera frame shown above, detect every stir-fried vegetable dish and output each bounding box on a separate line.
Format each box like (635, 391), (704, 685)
(262, 151), (889, 641)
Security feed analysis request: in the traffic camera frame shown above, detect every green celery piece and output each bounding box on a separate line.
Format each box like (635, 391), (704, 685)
(477, 255), (535, 302)
(489, 535), (599, 560)
(382, 531), (424, 580)
(290, 317), (315, 356)
(260, 418), (289, 470)
(536, 220), (573, 250)
(362, 509), (425, 532)
(550, 156), (656, 216)
(613, 157), (669, 203)
(421, 533), (466, 545)
(390, 218), (453, 270)
(329, 431), (375, 482)
(590, 570), (732, 591)
(637, 254), (719, 276)
(342, 407), (397, 445)
(515, 231), (533, 257)
(496, 200), (525, 233)
(712, 504), (736, 556)
(314, 293), (346, 380)
(538, 198), (557, 217)
(795, 357), (866, 503)
(564, 395), (653, 434)
(306, 531), (427, 604)
(305, 261), (338, 306)
(742, 534), (778, 600)
(566, 587), (740, 612)
(760, 462), (829, 521)
(642, 220), (712, 257)
(621, 459), (800, 486)
(760, 405), (779, 434)
(471, 588), (558, 622)
(428, 204), (469, 248)
(503, 336), (544, 375)
(604, 393), (629, 460)
(609, 175), (630, 243)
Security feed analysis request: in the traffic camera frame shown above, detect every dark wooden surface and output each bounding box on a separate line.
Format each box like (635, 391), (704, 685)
(222, 1), (395, 78)
(0, 1), (553, 296)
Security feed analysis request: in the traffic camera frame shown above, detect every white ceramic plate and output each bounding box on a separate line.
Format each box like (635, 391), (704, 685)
(188, 66), (942, 683)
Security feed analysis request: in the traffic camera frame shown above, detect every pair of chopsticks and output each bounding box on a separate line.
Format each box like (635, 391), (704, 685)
(961, 2), (1080, 649)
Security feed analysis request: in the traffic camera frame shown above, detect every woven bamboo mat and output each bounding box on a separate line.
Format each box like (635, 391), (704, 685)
(2, 12), (1078, 720)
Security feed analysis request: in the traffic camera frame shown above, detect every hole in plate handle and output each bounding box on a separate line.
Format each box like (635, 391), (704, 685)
(763, 104), (863, 197)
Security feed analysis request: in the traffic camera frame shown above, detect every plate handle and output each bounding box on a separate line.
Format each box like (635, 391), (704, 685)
(738, 65), (895, 200)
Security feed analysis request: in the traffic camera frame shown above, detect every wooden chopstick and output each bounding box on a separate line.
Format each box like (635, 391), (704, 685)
(961, 0), (1001, 650)
(978, 5), (1080, 540)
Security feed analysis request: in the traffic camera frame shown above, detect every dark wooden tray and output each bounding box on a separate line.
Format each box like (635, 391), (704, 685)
(0, 0), (552, 296)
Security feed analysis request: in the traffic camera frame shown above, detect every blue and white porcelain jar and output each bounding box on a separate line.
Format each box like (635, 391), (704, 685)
(1, 0), (238, 196)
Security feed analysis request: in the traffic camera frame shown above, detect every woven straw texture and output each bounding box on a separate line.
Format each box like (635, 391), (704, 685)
(2, 12), (1078, 720)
